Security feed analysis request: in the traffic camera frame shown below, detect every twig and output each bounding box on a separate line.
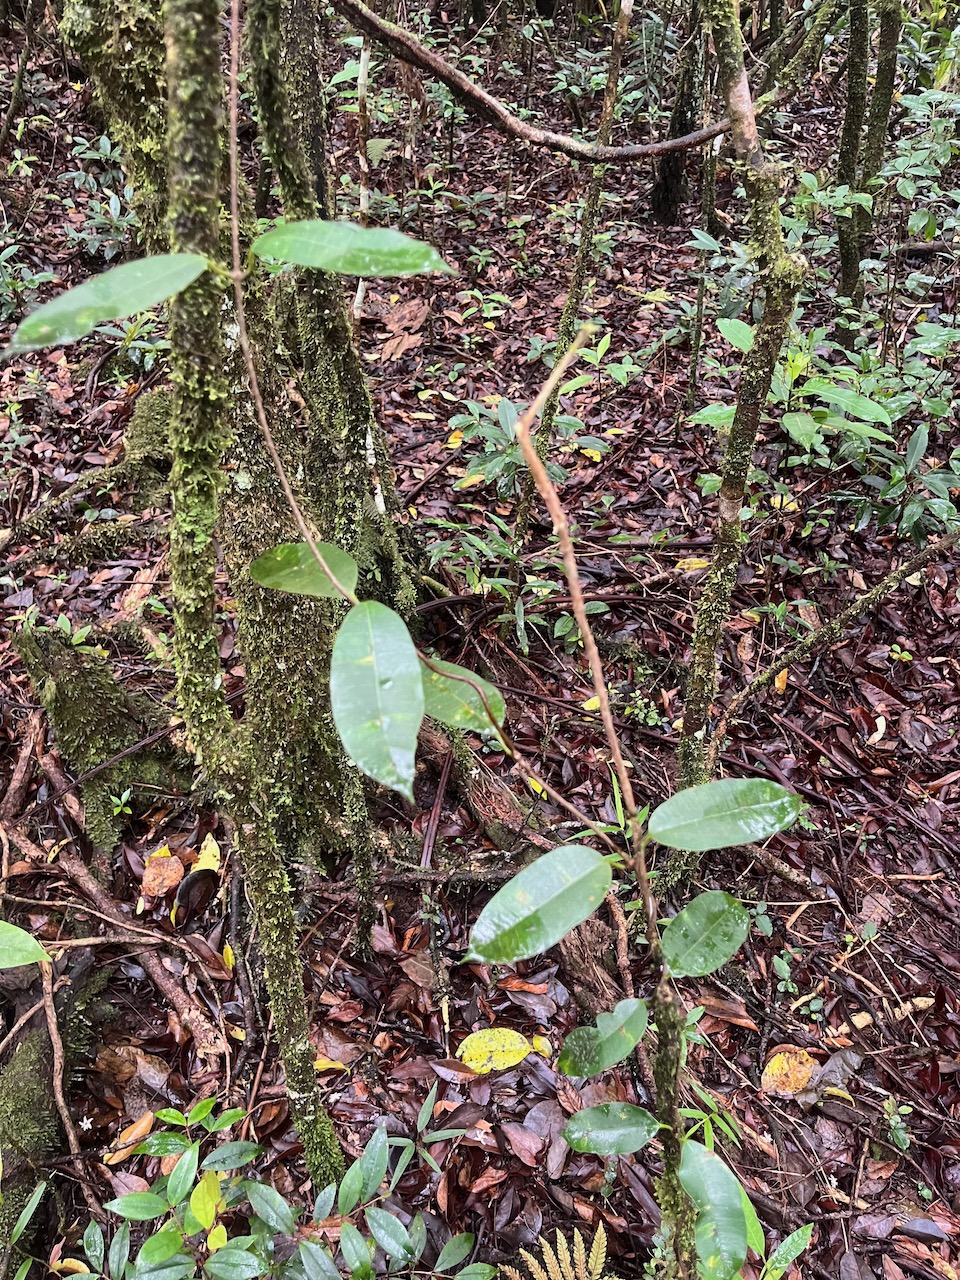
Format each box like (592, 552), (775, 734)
(420, 750), (452, 870)
(705, 527), (960, 773)
(41, 962), (105, 1222)
(330, 0), (731, 162)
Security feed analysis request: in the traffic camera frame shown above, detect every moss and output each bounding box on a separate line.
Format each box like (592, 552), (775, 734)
(60, 0), (167, 251)
(14, 630), (176, 850)
(0, 1032), (58, 1260)
(652, 983), (696, 1280)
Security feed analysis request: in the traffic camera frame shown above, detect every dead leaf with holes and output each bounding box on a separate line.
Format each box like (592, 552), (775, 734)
(761, 1046), (818, 1097)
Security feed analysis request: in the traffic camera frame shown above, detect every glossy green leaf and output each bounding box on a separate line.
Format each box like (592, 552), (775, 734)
(678, 1141), (749, 1280)
(798, 379), (892, 425)
(300, 1241), (342, 1280)
(134, 1255), (196, 1280)
(764, 1224), (813, 1280)
(716, 318), (754, 353)
(465, 845), (612, 964)
(661, 891), (749, 978)
(558, 998), (648, 1076)
(0, 920), (47, 968)
(109, 1221), (130, 1279)
(83, 1219), (105, 1273)
(457, 1268), (498, 1280)
(136, 1133), (192, 1157)
(137, 1228), (185, 1266)
(648, 778), (801, 852)
(245, 1181), (296, 1235)
(200, 1141), (261, 1170)
(249, 542), (358, 601)
(330, 601), (424, 801)
(421, 658), (505, 732)
(358, 1125), (389, 1201)
(741, 1185), (765, 1257)
(165, 1141), (199, 1206)
(364, 1208), (413, 1261)
(339, 1223), (373, 1279)
(251, 221), (452, 278)
(688, 403), (736, 427)
(781, 412), (821, 450)
(434, 1233), (475, 1272)
(104, 1192), (169, 1222)
(563, 1103), (659, 1155)
(6, 254), (208, 354)
(204, 1248), (264, 1280)
(337, 1156), (365, 1216)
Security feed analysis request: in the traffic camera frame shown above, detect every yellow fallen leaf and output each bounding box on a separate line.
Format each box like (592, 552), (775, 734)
(770, 494), (799, 511)
(222, 943), (235, 972)
(760, 1047), (817, 1097)
(581, 696), (601, 711)
(774, 668), (789, 694)
(526, 777), (547, 798)
(676, 557), (710, 573)
(456, 1028), (534, 1074)
(455, 474), (486, 490)
(446, 429), (464, 449)
(194, 832), (221, 874)
(51, 1262), (90, 1275)
(314, 1056), (348, 1072)
(580, 448), (602, 462)
(531, 1035), (552, 1059)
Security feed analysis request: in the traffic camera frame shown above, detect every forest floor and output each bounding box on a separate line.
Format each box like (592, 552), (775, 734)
(2, 14), (960, 1280)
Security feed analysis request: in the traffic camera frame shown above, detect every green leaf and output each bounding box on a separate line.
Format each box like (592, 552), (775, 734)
(358, 1125), (389, 1201)
(648, 778), (801, 852)
(337, 1157), (365, 1216)
(421, 658), (505, 732)
(109, 1221), (131, 1279)
(781, 412), (821, 451)
(187, 1098), (217, 1126)
(137, 1133), (192, 1157)
(313, 1185), (336, 1221)
(105, 1192), (170, 1222)
(465, 845), (612, 964)
(339, 1223), (373, 1279)
(83, 1219), (105, 1273)
(457, 1268), (498, 1280)
(204, 1248), (264, 1280)
(364, 1208), (413, 1261)
(12, 1260), (32, 1280)
(558, 998), (648, 1076)
(299, 1242), (342, 1280)
(249, 542), (359, 600)
(155, 1108), (187, 1127)
(764, 1224), (813, 1280)
(563, 1103), (659, 1155)
(661, 891), (749, 978)
(5, 254), (208, 354)
(688, 403), (736, 427)
(798, 379), (892, 425)
(741, 1185), (765, 1257)
(203, 1106), (246, 1133)
(0, 920), (47, 968)
(165, 1142), (200, 1206)
(330, 601), (424, 801)
(200, 1141), (261, 1171)
(716, 318), (754, 353)
(134, 1255), (196, 1280)
(906, 424), (928, 474)
(251, 220), (453, 277)
(434, 1233), (475, 1272)
(245, 1181), (296, 1235)
(827, 416), (894, 443)
(138, 1228), (185, 1266)
(678, 1141), (748, 1280)
(11, 1182), (46, 1245)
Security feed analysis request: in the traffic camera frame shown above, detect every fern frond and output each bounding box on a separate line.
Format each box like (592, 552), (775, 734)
(573, 1229), (587, 1280)
(501, 1269), (524, 1280)
(519, 1248), (551, 1280)
(588, 1223), (607, 1280)
(538, 1235), (563, 1280)
(555, 1231), (574, 1280)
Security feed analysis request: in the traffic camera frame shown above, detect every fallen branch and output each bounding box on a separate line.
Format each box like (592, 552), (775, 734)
(705, 527), (960, 772)
(329, 0), (730, 162)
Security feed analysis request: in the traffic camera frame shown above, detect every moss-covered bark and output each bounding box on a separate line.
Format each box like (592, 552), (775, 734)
(676, 0), (805, 884)
(650, 0), (704, 226)
(60, 0), (167, 250)
(837, 0), (869, 299)
(0, 1033), (58, 1267)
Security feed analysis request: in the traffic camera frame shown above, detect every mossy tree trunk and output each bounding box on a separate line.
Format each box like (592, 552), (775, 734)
(837, 0), (869, 300)
(650, 0), (705, 226)
(676, 0), (805, 846)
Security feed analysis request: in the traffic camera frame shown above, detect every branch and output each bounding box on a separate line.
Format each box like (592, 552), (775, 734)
(705, 527), (960, 773)
(329, 0), (730, 162)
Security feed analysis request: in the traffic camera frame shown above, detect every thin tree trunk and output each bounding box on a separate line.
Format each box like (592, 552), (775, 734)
(837, 0), (869, 299)
(651, 0), (705, 225)
(853, 0), (902, 303)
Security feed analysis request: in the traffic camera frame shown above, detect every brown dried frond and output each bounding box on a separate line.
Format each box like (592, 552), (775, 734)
(588, 1223), (608, 1280)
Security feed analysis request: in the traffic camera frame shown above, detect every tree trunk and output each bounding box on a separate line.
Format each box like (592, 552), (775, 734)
(650, 0), (705, 226)
(837, 0), (869, 300)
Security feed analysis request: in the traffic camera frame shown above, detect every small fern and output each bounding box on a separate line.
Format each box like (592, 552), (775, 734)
(502, 1224), (619, 1280)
